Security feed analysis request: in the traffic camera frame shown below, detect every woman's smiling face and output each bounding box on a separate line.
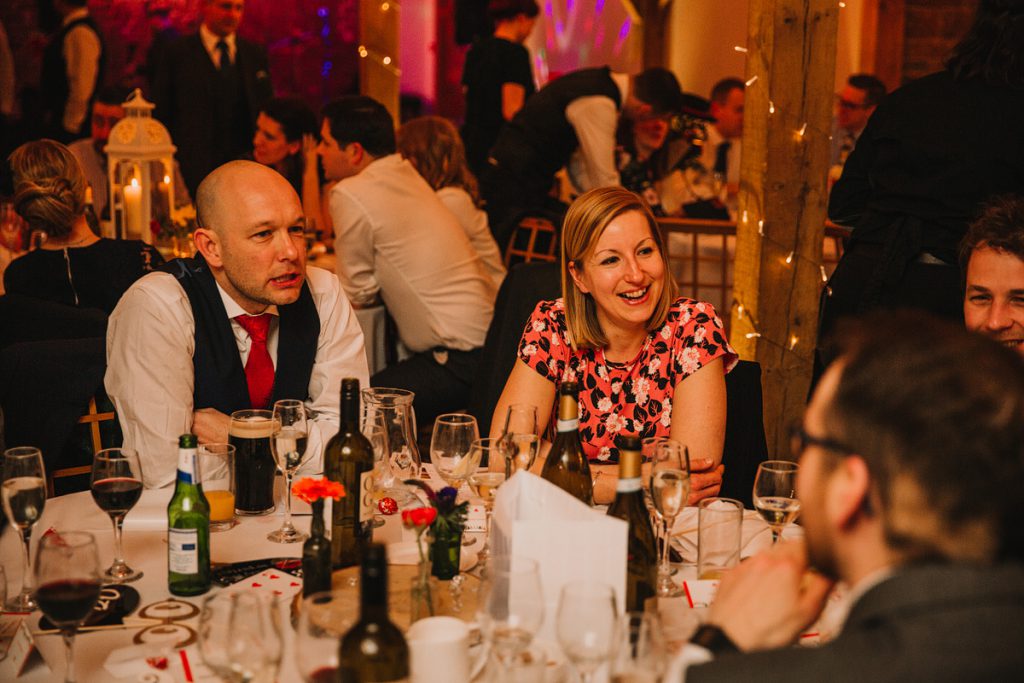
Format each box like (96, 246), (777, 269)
(569, 209), (666, 336)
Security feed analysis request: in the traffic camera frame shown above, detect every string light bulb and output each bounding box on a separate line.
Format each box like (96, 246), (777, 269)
(745, 332), (762, 339)
(745, 75), (758, 87)
(785, 251), (794, 265)
(820, 265), (828, 283)
(734, 46), (748, 53)
(789, 335), (799, 350)
(769, 100), (775, 114)
(382, 56), (392, 65)
(757, 219), (765, 236)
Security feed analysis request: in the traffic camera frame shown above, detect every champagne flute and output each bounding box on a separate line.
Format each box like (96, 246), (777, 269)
(477, 555), (545, 673)
(3, 446), (47, 611)
(641, 437), (671, 584)
(556, 581), (618, 683)
(467, 438), (505, 567)
(430, 414), (481, 490)
(268, 399), (310, 543)
(89, 448), (144, 582)
(34, 531), (101, 683)
(295, 590), (354, 682)
(649, 440), (689, 598)
(753, 460), (801, 544)
(199, 590), (283, 683)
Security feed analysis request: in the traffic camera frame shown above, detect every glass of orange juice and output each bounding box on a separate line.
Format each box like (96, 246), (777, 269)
(198, 443), (236, 531)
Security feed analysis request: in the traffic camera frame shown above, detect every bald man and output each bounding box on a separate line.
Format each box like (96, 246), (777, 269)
(106, 161), (369, 487)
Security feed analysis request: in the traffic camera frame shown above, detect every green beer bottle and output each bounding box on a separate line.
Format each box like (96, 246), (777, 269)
(167, 433), (211, 596)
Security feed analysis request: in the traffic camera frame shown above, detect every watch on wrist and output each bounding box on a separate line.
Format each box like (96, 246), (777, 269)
(691, 624), (740, 656)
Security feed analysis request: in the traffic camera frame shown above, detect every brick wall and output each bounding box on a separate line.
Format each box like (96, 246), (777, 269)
(902, 0), (978, 82)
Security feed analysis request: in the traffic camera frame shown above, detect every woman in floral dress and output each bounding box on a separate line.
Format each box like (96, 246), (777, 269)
(492, 187), (737, 504)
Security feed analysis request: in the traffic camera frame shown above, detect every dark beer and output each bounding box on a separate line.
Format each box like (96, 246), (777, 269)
(229, 410), (276, 515)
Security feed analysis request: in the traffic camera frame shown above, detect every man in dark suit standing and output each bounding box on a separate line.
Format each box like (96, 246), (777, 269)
(152, 0), (272, 196)
(672, 311), (1024, 682)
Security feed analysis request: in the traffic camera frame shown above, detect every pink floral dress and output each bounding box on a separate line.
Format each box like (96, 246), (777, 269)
(518, 297), (738, 463)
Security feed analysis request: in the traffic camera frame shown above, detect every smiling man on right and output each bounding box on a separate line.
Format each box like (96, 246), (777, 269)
(961, 195), (1024, 356)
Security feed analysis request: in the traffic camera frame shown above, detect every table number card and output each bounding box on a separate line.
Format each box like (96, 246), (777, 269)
(0, 618), (51, 678)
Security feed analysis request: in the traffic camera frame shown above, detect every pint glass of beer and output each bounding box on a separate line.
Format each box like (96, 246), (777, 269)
(229, 409), (276, 515)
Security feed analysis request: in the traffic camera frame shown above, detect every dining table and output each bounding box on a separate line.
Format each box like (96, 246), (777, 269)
(0, 472), (805, 683)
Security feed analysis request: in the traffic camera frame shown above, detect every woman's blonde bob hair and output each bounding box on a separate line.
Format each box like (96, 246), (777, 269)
(561, 186), (678, 349)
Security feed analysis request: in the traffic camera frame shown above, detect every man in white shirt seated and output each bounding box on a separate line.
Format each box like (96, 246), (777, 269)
(697, 78), (744, 204)
(961, 195), (1024, 357)
(674, 311), (1024, 681)
(106, 161), (369, 488)
(318, 96), (497, 423)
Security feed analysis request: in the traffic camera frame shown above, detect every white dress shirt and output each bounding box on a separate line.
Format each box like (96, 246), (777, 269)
(699, 125), (742, 187)
(435, 186), (506, 289)
(563, 71), (630, 192)
(105, 266), (369, 488)
(61, 8), (101, 134)
(199, 23), (236, 67)
(330, 154), (497, 353)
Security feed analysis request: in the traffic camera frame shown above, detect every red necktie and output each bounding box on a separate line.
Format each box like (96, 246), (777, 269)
(234, 313), (274, 409)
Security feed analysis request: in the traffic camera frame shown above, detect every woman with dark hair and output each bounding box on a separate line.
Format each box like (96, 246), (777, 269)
(4, 139), (163, 313)
(492, 187), (737, 504)
(819, 0), (1024, 369)
(252, 96), (328, 240)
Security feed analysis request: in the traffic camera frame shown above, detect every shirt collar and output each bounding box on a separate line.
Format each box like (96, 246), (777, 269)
(215, 280), (278, 320)
(62, 7), (89, 26)
(200, 23), (236, 56)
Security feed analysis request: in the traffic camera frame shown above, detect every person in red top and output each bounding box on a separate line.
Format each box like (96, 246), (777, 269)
(493, 187), (737, 504)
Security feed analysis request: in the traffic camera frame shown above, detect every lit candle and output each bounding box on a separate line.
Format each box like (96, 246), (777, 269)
(123, 178), (143, 239)
(160, 173), (172, 219)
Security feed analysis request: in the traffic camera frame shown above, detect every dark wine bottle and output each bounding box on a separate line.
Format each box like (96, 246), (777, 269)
(167, 434), (211, 596)
(324, 378), (375, 569)
(302, 499), (332, 598)
(541, 381), (593, 504)
(338, 543), (410, 682)
(606, 435), (658, 612)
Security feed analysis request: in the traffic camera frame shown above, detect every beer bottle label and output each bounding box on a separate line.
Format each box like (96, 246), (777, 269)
(176, 449), (198, 484)
(168, 528), (199, 573)
(359, 470), (374, 523)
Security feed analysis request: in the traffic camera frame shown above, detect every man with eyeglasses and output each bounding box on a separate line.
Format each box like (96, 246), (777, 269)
(671, 311), (1024, 681)
(830, 74), (886, 174)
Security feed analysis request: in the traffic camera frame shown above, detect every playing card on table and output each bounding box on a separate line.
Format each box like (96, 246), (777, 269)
(223, 568), (303, 602)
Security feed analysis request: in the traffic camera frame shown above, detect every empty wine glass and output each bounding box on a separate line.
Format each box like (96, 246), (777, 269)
(34, 531), (101, 683)
(3, 446), (47, 611)
(641, 437), (671, 584)
(649, 440), (690, 598)
(296, 590), (355, 683)
(477, 556), (545, 673)
(199, 590), (283, 683)
(363, 415), (390, 528)
(498, 405), (539, 477)
(556, 581), (618, 683)
(431, 414), (481, 489)
(753, 460), (801, 544)
(90, 448), (144, 582)
(609, 611), (667, 683)
(268, 399), (310, 543)
(363, 388), (421, 502)
(467, 438), (506, 567)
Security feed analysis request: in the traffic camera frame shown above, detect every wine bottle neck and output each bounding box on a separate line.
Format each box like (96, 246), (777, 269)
(341, 391), (361, 427)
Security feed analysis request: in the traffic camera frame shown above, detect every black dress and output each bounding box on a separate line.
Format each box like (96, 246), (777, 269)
(461, 36), (535, 176)
(4, 239), (165, 313)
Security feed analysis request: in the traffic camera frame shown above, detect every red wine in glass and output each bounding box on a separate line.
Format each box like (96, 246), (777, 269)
(90, 449), (145, 583)
(91, 477), (143, 516)
(36, 579), (101, 626)
(308, 666), (338, 683)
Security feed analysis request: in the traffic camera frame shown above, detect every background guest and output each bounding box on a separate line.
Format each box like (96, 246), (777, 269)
(4, 139), (162, 313)
(460, 0), (538, 176)
(830, 73), (886, 172)
(40, 0), (104, 143)
(397, 115), (506, 289)
(152, 0), (272, 196)
(492, 187), (736, 504)
(697, 77), (744, 208)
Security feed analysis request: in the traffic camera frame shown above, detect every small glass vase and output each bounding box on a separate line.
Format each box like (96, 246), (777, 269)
(301, 499), (332, 598)
(430, 526), (462, 581)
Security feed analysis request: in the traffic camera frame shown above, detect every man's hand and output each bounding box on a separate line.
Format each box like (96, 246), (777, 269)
(192, 408), (231, 445)
(688, 459), (724, 505)
(707, 540), (834, 652)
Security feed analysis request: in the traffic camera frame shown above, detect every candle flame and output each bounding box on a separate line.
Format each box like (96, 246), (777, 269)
(130, 178), (139, 188)
(163, 175), (171, 185)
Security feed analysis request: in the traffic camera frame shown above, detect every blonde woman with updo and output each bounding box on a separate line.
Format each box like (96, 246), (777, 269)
(396, 116), (506, 288)
(4, 140), (163, 313)
(492, 187), (737, 504)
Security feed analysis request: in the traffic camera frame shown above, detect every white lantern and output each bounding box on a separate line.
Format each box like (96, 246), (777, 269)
(104, 89), (177, 244)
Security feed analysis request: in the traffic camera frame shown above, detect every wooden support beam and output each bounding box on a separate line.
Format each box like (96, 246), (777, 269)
(359, 0), (401, 124)
(731, 0), (839, 457)
(637, 0), (673, 68)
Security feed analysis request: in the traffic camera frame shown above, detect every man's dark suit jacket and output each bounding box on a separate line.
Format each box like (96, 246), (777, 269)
(688, 563), (1024, 682)
(152, 32), (272, 195)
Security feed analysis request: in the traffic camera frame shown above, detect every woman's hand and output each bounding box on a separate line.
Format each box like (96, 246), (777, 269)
(591, 464), (618, 505)
(688, 458), (725, 505)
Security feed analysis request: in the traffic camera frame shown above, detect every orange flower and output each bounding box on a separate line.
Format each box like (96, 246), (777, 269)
(291, 477), (346, 504)
(401, 507), (438, 528)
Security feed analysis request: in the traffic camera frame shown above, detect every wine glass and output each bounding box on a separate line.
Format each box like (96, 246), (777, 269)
(268, 399), (310, 543)
(295, 590), (354, 682)
(609, 611), (667, 683)
(498, 405), (539, 477)
(34, 531), (101, 683)
(89, 448), (144, 582)
(649, 440), (690, 598)
(753, 460), (801, 544)
(556, 581), (618, 683)
(363, 415), (390, 528)
(467, 438), (506, 567)
(199, 590), (283, 683)
(477, 556), (545, 673)
(3, 446), (47, 611)
(430, 414), (481, 489)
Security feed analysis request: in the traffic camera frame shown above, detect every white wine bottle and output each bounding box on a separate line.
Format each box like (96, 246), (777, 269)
(167, 433), (211, 596)
(338, 543), (410, 682)
(324, 378), (375, 569)
(606, 435), (658, 612)
(541, 381), (593, 504)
